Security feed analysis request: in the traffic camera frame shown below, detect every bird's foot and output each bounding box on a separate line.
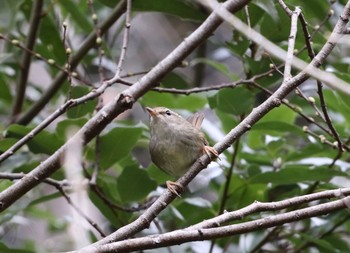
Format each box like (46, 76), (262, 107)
(166, 180), (183, 198)
(204, 146), (219, 160)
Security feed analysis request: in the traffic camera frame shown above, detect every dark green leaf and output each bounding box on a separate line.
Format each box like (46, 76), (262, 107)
(67, 87), (97, 118)
(59, 0), (93, 32)
(132, 0), (206, 21)
(5, 125), (63, 155)
(0, 138), (17, 152)
(99, 125), (143, 170)
(117, 166), (157, 202)
(191, 58), (239, 81)
(208, 87), (254, 115)
(253, 0), (279, 22)
(28, 192), (62, 206)
(55, 118), (87, 140)
(252, 121), (304, 136)
(141, 92), (206, 112)
(250, 166), (344, 184)
(161, 72), (190, 89)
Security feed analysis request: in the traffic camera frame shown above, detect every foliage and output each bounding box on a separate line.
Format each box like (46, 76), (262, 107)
(0, 0), (350, 252)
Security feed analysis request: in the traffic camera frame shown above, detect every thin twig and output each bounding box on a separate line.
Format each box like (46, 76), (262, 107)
(283, 7), (301, 82)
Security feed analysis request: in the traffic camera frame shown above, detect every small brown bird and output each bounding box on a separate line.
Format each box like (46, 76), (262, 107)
(146, 107), (218, 196)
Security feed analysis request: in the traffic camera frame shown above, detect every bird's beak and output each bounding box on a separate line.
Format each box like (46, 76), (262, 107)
(146, 107), (157, 117)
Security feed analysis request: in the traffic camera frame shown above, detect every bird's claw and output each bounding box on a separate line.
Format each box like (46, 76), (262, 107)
(166, 180), (183, 198)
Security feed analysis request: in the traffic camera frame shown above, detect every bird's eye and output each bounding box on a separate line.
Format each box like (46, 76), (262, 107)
(165, 110), (171, 116)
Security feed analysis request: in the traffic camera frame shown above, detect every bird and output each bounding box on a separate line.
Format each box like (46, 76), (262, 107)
(146, 107), (218, 197)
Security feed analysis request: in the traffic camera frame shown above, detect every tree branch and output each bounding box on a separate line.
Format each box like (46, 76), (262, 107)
(97, 196), (350, 252)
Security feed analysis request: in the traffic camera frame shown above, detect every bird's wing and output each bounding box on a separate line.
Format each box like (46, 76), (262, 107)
(186, 112), (204, 129)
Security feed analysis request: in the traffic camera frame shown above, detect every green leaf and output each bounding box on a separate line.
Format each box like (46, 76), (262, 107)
(191, 58), (239, 81)
(147, 163), (172, 184)
(184, 197), (212, 208)
(132, 0), (207, 21)
(99, 125), (143, 170)
(0, 138), (17, 152)
(67, 87), (98, 118)
(141, 92), (207, 112)
(286, 143), (337, 161)
(55, 118), (87, 140)
(299, 233), (336, 252)
(89, 189), (132, 228)
(59, 0), (93, 32)
(240, 152), (274, 166)
(253, 0), (279, 22)
(36, 14), (66, 65)
(161, 72), (190, 89)
(28, 192), (62, 206)
(117, 166), (157, 202)
(226, 36), (250, 57)
(229, 183), (267, 209)
(208, 87), (254, 115)
(322, 89), (350, 124)
(4, 125), (63, 155)
(0, 73), (12, 104)
(252, 121), (304, 136)
(260, 7), (291, 43)
(0, 242), (35, 253)
(250, 166), (344, 184)
(261, 106), (297, 124)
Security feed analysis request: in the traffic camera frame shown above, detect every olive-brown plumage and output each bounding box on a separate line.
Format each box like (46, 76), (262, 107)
(146, 107), (218, 196)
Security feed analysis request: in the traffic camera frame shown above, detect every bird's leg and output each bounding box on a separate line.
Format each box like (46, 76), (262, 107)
(166, 180), (183, 198)
(203, 146), (219, 159)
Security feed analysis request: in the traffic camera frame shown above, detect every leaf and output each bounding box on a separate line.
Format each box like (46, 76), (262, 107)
(286, 143), (337, 161)
(0, 73), (12, 104)
(169, 205), (184, 220)
(59, 0), (93, 32)
(67, 87), (97, 118)
(184, 197), (212, 208)
(28, 192), (62, 207)
(99, 125), (143, 170)
(161, 72), (190, 89)
(0, 138), (17, 152)
(299, 233), (336, 252)
(36, 13), (66, 65)
(4, 125), (63, 155)
(132, 0), (206, 21)
(55, 118), (87, 141)
(228, 183), (267, 209)
(0, 242), (35, 253)
(192, 58), (239, 81)
(253, 0), (279, 22)
(252, 121), (304, 136)
(250, 166), (345, 184)
(89, 189), (132, 228)
(146, 163), (172, 184)
(208, 87), (254, 115)
(141, 92), (206, 112)
(117, 166), (157, 202)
